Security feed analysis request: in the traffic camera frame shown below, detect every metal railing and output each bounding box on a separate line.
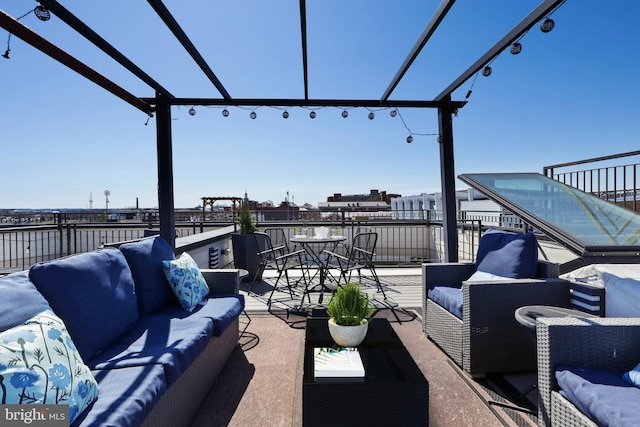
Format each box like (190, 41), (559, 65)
(544, 150), (640, 212)
(1, 214), (491, 274)
(0, 222), (225, 273)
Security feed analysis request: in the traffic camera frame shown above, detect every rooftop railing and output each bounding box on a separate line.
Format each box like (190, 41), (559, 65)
(0, 214), (492, 274)
(544, 150), (640, 213)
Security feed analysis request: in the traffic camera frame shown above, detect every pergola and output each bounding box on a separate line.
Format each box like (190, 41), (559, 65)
(0, 0), (565, 260)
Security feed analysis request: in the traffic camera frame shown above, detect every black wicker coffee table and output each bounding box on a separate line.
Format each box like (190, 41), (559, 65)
(302, 318), (429, 426)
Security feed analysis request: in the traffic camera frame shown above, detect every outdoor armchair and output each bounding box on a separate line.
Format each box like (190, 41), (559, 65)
(536, 317), (640, 427)
(423, 230), (570, 377)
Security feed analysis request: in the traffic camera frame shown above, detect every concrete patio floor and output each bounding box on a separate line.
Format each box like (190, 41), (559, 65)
(212, 267), (539, 426)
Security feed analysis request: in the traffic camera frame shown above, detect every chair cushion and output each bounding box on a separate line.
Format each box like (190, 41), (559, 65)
(428, 284), (463, 319)
(29, 248), (139, 361)
(0, 272), (50, 331)
(72, 365), (167, 427)
(162, 252), (210, 311)
(475, 230), (538, 279)
(556, 365), (640, 427)
(119, 236), (176, 315)
(0, 309), (99, 424)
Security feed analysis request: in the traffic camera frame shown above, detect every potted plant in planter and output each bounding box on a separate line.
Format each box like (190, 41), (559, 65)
(326, 281), (374, 347)
(231, 203), (261, 282)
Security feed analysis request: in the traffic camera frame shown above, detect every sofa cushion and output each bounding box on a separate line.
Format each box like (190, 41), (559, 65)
(0, 271), (50, 331)
(0, 309), (99, 424)
(29, 248), (139, 361)
(475, 230), (538, 279)
(87, 308), (213, 385)
(72, 365), (167, 427)
(162, 252), (210, 311)
(120, 236), (176, 315)
(203, 295), (245, 336)
(556, 365), (640, 427)
(428, 284), (463, 319)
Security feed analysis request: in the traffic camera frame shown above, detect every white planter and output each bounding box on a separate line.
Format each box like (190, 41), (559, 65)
(328, 318), (369, 347)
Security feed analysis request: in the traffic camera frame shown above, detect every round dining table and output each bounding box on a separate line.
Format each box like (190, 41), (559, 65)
(290, 234), (347, 303)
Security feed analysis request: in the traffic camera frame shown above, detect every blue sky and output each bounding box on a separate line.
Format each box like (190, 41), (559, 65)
(1, 1), (639, 209)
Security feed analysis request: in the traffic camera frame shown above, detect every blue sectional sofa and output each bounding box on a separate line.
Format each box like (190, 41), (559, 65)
(0, 236), (244, 427)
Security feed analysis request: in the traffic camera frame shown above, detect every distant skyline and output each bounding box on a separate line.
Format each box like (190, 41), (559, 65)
(2, 1), (639, 209)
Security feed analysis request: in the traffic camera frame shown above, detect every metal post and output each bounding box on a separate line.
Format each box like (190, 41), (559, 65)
(438, 95), (458, 262)
(155, 93), (176, 249)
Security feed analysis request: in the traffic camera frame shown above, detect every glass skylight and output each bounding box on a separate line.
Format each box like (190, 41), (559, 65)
(459, 173), (640, 253)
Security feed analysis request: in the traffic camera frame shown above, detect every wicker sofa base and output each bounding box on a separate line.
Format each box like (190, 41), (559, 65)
(141, 318), (239, 427)
(424, 298), (463, 366)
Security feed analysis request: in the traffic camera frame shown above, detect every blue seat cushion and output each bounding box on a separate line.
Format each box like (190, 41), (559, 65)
(475, 230), (538, 279)
(206, 295), (245, 336)
(29, 248), (139, 361)
(119, 236), (176, 315)
(428, 284), (463, 319)
(556, 365), (640, 427)
(87, 309), (213, 385)
(0, 272), (50, 331)
(72, 365), (167, 427)
(153, 294), (245, 337)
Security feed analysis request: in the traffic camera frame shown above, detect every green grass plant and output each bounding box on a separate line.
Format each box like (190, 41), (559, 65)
(326, 281), (374, 326)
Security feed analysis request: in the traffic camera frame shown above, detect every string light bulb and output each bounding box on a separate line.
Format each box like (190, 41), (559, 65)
(2, 49), (9, 59)
(34, 5), (51, 21)
(282, 111), (289, 119)
(510, 42), (522, 55)
(390, 109), (397, 117)
(222, 109), (229, 117)
(540, 18), (555, 33)
(482, 65), (492, 77)
(188, 107), (196, 116)
(406, 135), (413, 143)
(341, 110), (348, 118)
(250, 111), (257, 119)
(368, 112), (375, 120)
(309, 111), (316, 119)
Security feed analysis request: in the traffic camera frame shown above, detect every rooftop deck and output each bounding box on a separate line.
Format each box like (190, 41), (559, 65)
(193, 268), (539, 426)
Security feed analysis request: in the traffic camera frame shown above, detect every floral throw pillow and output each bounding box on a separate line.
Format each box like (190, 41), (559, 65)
(162, 252), (210, 311)
(0, 309), (99, 423)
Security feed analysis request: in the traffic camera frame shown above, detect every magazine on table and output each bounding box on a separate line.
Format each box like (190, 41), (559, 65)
(314, 347), (365, 381)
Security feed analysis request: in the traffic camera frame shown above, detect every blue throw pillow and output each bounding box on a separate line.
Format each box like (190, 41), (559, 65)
(0, 309), (99, 424)
(120, 236), (176, 315)
(162, 252), (210, 312)
(29, 248), (139, 361)
(475, 230), (538, 279)
(623, 362), (640, 387)
(0, 272), (50, 331)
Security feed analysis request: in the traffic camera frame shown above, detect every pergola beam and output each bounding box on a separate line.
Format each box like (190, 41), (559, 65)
(0, 9), (153, 115)
(381, 0), (457, 101)
(299, 0), (309, 100)
(39, 0), (174, 98)
(141, 97), (466, 109)
(435, 0), (564, 101)
(147, 0), (230, 99)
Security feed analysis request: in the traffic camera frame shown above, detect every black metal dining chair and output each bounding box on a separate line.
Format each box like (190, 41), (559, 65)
(322, 231), (384, 296)
(252, 231), (307, 304)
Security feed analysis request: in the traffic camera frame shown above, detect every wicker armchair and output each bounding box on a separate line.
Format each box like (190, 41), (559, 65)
(423, 259), (569, 377)
(536, 317), (640, 427)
